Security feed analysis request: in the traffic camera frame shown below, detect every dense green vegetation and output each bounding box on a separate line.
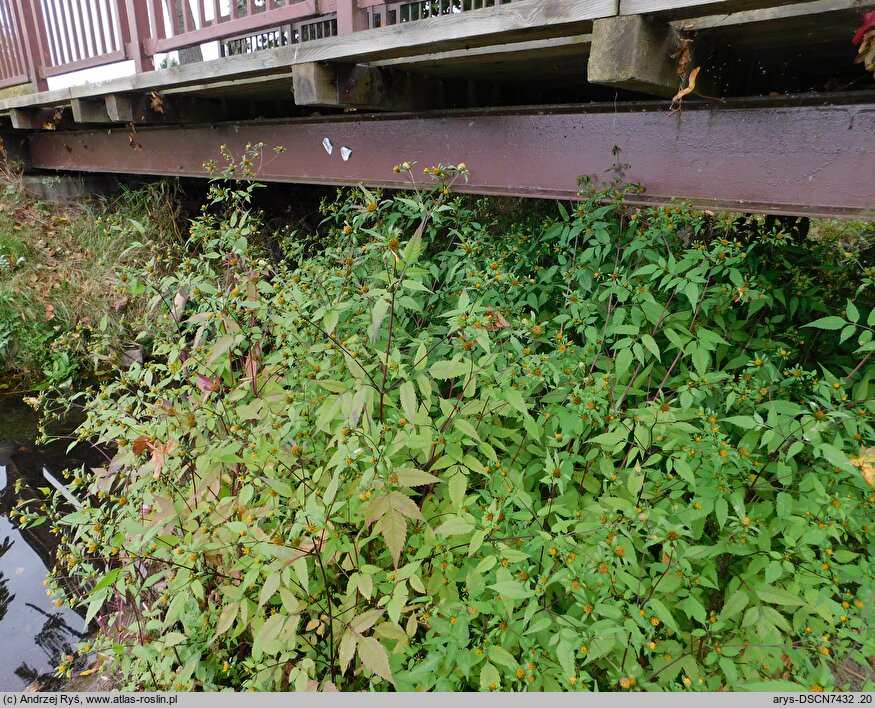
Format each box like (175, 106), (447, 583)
(13, 147), (875, 691)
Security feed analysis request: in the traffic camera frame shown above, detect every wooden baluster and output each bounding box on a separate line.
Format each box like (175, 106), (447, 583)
(193, 0), (204, 30)
(40, 0), (66, 66)
(148, 0), (166, 41)
(54, 0), (76, 61)
(0, 1), (18, 79)
(72, 0), (93, 59)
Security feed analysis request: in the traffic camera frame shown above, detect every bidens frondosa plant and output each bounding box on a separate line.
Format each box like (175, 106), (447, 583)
(24, 155), (874, 691)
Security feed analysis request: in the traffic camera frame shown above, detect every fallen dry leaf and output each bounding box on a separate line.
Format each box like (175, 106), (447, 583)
(672, 66), (701, 104)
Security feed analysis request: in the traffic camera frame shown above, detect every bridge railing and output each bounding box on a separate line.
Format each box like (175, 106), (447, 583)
(0, 0), (29, 89)
(0, 1), (520, 93)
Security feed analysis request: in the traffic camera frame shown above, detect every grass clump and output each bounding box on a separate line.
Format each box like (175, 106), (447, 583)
(0, 163), (180, 390)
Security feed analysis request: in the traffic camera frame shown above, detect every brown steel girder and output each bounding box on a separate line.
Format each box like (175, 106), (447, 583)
(24, 101), (875, 218)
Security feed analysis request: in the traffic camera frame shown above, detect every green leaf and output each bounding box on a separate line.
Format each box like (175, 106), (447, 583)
(684, 281), (700, 307)
(448, 471), (467, 510)
(430, 359), (469, 379)
(479, 662), (500, 691)
(357, 638), (394, 685)
(647, 597), (680, 634)
(489, 580), (529, 601)
(614, 347), (633, 379)
(324, 308), (339, 335)
(453, 417), (482, 443)
(399, 381), (417, 420)
(434, 515), (475, 536)
(755, 586), (804, 607)
(488, 645), (517, 668)
(403, 220), (425, 264)
(206, 333), (235, 367)
(723, 416), (759, 430)
(742, 680), (806, 691)
(252, 613), (285, 659)
(503, 387), (528, 417)
(371, 297), (390, 343)
(804, 316), (846, 330)
(846, 300), (860, 323)
(339, 632), (357, 674)
(641, 334), (660, 361)
(720, 589), (748, 621)
(776, 492), (792, 518)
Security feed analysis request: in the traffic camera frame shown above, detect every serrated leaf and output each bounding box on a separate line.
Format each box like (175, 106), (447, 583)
(259, 573), (280, 607)
(756, 586), (804, 607)
(399, 381), (417, 420)
(453, 417), (482, 443)
(488, 645), (517, 667)
(804, 316), (846, 330)
(350, 609), (385, 635)
(396, 467), (441, 487)
(489, 580), (529, 601)
(253, 613), (284, 659)
(206, 334), (235, 367)
(371, 297), (390, 344)
(430, 359), (469, 379)
(434, 515), (475, 536)
(380, 507), (407, 568)
(357, 637), (394, 685)
(720, 589), (748, 621)
(641, 333), (660, 361)
(847, 300), (860, 323)
(647, 597), (679, 634)
(387, 491), (424, 521)
(503, 387), (528, 416)
(339, 631), (357, 673)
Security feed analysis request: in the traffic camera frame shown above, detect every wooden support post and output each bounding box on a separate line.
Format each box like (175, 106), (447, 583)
(587, 15), (679, 97)
(293, 62), (435, 111)
(71, 98), (112, 124)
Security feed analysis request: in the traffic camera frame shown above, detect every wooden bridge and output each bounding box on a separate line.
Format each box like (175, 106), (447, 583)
(0, 0), (872, 216)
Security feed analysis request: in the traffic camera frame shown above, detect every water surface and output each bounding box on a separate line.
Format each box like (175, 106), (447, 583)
(0, 397), (90, 690)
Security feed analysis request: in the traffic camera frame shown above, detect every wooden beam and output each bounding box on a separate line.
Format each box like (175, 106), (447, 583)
(372, 36), (592, 72)
(71, 98), (112, 124)
(621, 0), (829, 18)
(293, 62), (438, 110)
(292, 63), (337, 107)
(9, 107), (67, 130)
(671, 0), (862, 31)
(588, 15), (679, 97)
(105, 93), (226, 124)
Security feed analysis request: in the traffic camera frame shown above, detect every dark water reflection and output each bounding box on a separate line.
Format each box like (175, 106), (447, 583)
(0, 397), (93, 691)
